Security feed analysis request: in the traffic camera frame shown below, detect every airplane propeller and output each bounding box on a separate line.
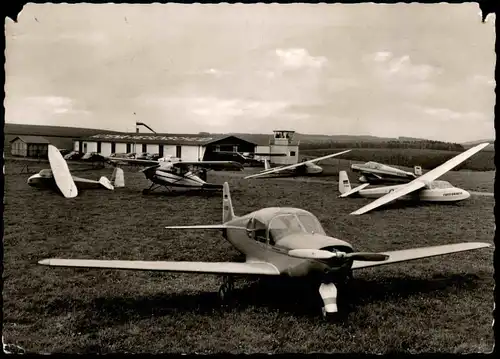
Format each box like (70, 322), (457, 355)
(288, 248), (389, 262)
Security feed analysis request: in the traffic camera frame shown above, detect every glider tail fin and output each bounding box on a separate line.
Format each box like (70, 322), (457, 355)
(414, 166), (422, 176)
(98, 176), (114, 190)
(264, 159), (271, 171)
(111, 167), (125, 188)
(339, 171), (351, 194)
(222, 182), (235, 223)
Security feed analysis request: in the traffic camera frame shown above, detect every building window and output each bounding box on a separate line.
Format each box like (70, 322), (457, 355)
(215, 145), (220, 152)
(159, 145), (164, 157)
(290, 151), (296, 156)
(97, 142), (101, 153)
(126, 143), (132, 153)
(176, 145), (182, 158)
(233, 145), (238, 153)
(83, 143), (87, 152)
(142, 144), (147, 153)
(111, 142), (116, 153)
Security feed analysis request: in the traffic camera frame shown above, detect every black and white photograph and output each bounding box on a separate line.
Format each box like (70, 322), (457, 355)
(3, 2), (495, 354)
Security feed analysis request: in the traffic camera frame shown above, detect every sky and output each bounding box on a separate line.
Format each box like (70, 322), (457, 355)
(4, 3), (496, 143)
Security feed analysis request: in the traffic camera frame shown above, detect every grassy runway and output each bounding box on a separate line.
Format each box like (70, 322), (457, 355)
(2, 161), (495, 354)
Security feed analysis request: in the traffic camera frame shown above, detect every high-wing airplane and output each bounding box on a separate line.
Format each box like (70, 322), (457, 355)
(244, 150), (351, 179)
(339, 143), (490, 215)
(107, 156), (243, 194)
(38, 182), (491, 318)
(27, 145), (125, 198)
(351, 161), (422, 184)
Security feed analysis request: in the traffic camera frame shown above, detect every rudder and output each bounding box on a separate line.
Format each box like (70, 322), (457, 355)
(338, 171), (351, 194)
(111, 167), (125, 187)
(222, 182), (235, 223)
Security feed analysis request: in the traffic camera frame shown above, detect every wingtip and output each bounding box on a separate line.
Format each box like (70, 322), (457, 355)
(38, 259), (50, 265)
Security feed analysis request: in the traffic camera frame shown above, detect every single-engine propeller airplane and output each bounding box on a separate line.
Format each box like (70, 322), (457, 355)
(339, 142), (490, 215)
(107, 155), (243, 194)
(244, 150), (351, 179)
(38, 182), (491, 318)
(27, 145), (125, 198)
(351, 161), (422, 184)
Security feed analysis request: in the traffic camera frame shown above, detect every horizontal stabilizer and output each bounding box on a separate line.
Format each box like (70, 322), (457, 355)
(339, 183), (370, 198)
(352, 242), (491, 270)
(165, 224), (247, 230)
(38, 259), (280, 276)
(99, 176), (114, 190)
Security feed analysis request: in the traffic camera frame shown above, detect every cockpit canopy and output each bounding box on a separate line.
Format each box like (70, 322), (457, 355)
(39, 169), (53, 178)
(428, 180), (454, 189)
(364, 161), (383, 169)
(247, 209), (326, 245)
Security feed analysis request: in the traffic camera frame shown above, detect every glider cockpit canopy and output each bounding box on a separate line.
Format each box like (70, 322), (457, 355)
(39, 169), (54, 178)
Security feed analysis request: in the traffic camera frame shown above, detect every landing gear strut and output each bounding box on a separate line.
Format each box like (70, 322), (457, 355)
(319, 270), (353, 320)
(218, 276), (235, 303)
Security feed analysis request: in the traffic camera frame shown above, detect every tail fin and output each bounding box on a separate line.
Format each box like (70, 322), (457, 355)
(111, 167), (125, 187)
(338, 171), (351, 194)
(222, 182), (235, 223)
(414, 166), (422, 176)
(99, 176), (114, 190)
(264, 159), (271, 171)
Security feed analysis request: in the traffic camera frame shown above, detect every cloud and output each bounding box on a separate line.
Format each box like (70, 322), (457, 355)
(275, 48), (327, 70)
(22, 96), (90, 116)
(421, 107), (488, 122)
(368, 51), (438, 81)
(470, 74), (496, 87)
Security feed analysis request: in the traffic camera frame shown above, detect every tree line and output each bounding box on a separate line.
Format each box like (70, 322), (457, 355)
(300, 140), (465, 151)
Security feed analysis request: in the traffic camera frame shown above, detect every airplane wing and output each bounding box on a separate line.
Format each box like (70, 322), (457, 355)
(339, 183), (370, 198)
(244, 150), (351, 179)
(173, 161), (244, 171)
(351, 242), (491, 270)
(350, 143), (490, 215)
(48, 145), (78, 198)
(38, 259), (280, 276)
(107, 158), (160, 166)
(165, 224), (248, 230)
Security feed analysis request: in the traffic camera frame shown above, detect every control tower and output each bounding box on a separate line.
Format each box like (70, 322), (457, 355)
(268, 130), (300, 165)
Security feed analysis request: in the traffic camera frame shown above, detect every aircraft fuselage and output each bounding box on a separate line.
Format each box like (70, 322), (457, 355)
(357, 183), (471, 202)
(222, 208), (354, 278)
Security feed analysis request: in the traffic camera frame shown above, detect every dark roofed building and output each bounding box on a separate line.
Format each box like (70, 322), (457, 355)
(10, 136), (50, 158)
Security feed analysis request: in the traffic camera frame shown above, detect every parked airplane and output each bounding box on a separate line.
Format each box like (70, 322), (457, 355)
(27, 145), (125, 198)
(351, 161), (422, 184)
(339, 143), (490, 215)
(38, 182), (491, 318)
(244, 150), (351, 179)
(107, 156), (243, 194)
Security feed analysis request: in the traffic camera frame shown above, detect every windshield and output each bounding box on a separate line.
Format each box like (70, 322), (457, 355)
(430, 180), (453, 189)
(296, 213), (326, 235)
(39, 169), (53, 178)
(365, 162), (382, 169)
(269, 214), (305, 243)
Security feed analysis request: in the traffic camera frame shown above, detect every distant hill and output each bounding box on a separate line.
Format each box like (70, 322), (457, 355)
(462, 139), (495, 151)
(4, 123), (120, 138)
(3, 123), (122, 151)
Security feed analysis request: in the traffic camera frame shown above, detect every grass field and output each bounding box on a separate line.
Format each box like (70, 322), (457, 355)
(2, 161), (495, 354)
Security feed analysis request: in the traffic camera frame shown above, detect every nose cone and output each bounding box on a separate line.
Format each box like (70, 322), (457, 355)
(27, 174), (37, 186)
(463, 190), (471, 200)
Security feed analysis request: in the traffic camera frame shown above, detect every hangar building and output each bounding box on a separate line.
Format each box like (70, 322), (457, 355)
(10, 136), (50, 158)
(74, 129), (300, 164)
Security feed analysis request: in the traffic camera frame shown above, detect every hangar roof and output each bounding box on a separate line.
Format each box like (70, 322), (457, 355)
(78, 133), (259, 146)
(10, 136), (50, 144)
